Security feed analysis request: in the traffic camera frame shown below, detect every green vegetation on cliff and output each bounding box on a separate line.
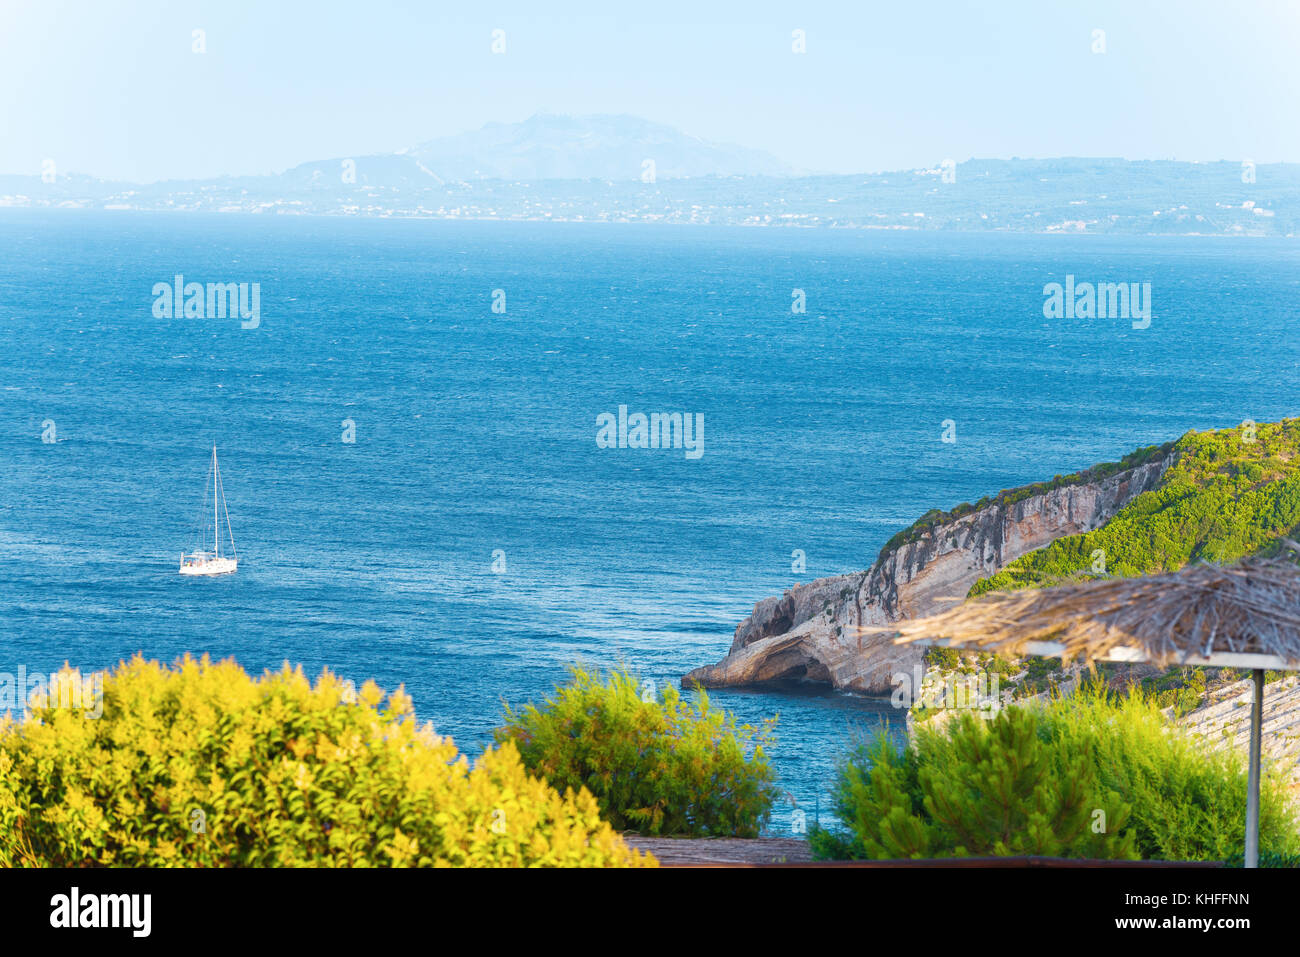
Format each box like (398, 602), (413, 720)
(877, 442), (1173, 563)
(970, 419), (1300, 597)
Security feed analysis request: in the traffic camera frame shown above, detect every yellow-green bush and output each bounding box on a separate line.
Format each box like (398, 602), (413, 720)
(497, 666), (778, 837)
(0, 656), (654, 868)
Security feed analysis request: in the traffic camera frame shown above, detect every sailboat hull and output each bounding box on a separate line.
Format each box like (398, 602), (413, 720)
(179, 557), (238, 577)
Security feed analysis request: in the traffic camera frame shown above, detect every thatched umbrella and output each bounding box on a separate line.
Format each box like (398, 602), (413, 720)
(855, 554), (1300, 867)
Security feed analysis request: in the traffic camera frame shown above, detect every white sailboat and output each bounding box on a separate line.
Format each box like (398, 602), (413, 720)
(179, 445), (238, 576)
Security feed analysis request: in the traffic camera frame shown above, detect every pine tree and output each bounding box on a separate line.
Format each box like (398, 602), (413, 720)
(831, 706), (1137, 860)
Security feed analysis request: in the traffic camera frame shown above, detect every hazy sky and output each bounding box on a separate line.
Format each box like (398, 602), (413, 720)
(3, 0), (1299, 182)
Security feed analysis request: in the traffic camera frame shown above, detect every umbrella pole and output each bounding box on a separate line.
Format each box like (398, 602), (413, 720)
(1245, 668), (1264, 869)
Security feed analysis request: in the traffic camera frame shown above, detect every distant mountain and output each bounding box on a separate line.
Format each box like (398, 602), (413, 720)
(400, 113), (798, 181)
(263, 114), (797, 190)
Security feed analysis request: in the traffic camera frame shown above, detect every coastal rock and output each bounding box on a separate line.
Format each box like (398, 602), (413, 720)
(1179, 675), (1300, 793)
(683, 455), (1172, 695)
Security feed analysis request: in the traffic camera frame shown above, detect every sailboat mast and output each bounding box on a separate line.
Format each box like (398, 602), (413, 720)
(213, 446), (220, 559)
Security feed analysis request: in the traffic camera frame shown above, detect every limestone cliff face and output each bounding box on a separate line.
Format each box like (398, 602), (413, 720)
(683, 455), (1173, 695)
(1180, 676), (1300, 793)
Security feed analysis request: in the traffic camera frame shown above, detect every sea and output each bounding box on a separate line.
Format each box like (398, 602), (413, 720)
(2, 209), (1298, 832)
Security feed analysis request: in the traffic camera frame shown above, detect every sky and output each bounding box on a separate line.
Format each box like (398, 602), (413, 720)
(2, 0), (1299, 182)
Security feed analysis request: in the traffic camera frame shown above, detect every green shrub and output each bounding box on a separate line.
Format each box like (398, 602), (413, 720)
(496, 665), (778, 837)
(813, 687), (1300, 862)
(1041, 686), (1300, 861)
(0, 656), (653, 868)
(812, 705), (1137, 860)
(983, 654), (1015, 676)
(923, 646), (960, 670)
(1140, 666), (1208, 717)
(1017, 656), (1064, 695)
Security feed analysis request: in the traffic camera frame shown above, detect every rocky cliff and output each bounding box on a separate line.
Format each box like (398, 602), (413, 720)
(683, 454), (1173, 695)
(1180, 675), (1300, 796)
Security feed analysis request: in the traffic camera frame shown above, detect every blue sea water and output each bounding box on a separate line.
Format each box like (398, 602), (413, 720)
(1, 210), (1298, 831)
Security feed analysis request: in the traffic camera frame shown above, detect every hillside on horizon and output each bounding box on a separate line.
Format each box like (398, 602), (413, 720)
(2, 115), (1298, 236)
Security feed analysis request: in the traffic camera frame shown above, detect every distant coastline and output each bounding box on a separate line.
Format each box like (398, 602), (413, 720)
(3, 159), (1297, 237)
